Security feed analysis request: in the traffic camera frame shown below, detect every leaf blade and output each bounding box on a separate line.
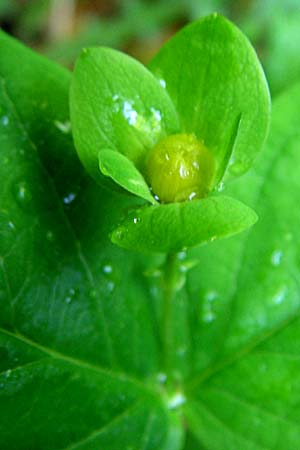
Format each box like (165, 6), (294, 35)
(111, 196), (258, 253)
(149, 14), (271, 182)
(70, 46), (180, 183)
(98, 149), (156, 204)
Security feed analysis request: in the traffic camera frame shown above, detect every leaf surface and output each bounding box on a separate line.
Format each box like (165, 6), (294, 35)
(0, 32), (180, 450)
(182, 83), (300, 448)
(98, 149), (156, 204)
(70, 46), (180, 182)
(1, 29), (300, 450)
(111, 196), (257, 253)
(149, 14), (271, 182)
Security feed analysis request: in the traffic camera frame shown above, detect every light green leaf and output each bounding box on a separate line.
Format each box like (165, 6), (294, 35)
(149, 14), (271, 183)
(111, 196), (257, 253)
(70, 46), (180, 183)
(99, 149), (156, 204)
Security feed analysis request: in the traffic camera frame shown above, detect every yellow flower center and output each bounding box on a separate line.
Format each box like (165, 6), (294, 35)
(146, 133), (215, 203)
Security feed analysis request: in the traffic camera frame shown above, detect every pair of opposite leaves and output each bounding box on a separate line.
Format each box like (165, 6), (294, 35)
(70, 14), (271, 254)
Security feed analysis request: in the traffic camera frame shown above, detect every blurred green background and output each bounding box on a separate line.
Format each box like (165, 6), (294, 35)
(1, 0), (300, 95)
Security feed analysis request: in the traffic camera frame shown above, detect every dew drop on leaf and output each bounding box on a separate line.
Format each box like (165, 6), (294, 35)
(1, 115), (9, 126)
(101, 261), (119, 294)
(167, 391), (186, 410)
(12, 181), (32, 210)
(63, 192), (76, 205)
(216, 181), (225, 192)
(270, 249), (282, 266)
(272, 286), (287, 305)
(64, 287), (78, 304)
(54, 120), (71, 134)
(156, 372), (167, 384)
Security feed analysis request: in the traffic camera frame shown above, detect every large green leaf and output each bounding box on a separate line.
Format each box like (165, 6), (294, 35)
(1, 28), (300, 450)
(0, 32), (181, 450)
(149, 14), (271, 182)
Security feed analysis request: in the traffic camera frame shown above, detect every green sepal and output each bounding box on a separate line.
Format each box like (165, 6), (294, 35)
(99, 149), (156, 204)
(111, 195), (258, 253)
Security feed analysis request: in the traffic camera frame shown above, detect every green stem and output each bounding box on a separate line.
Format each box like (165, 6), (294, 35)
(162, 252), (179, 375)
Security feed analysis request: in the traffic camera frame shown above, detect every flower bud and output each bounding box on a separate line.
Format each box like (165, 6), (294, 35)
(146, 133), (215, 203)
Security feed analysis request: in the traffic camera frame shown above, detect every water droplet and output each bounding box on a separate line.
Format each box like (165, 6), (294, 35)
(150, 107), (162, 124)
(54, 120), (71, 134)
(5, 369), (11, 378)
(8, 221), (15, 230)
(271, 249), (282, 267)
(156, 372), (167, 384)
(228, 157), (248, 176)
(13, 181), (32, 209)
(64, 287), (78, 304)
(102, 264), (113, 274)
(133, 217), (140, 224)
(1, 116), (9, 126)
(101, 261), (119, 294)
(205, 290), (218, 302)
(167, 391), (186, 410)
(63, 192), (76, 205)
(122, 100), (138, 125)
(159, 79), (166, 88)
(178, 251), (187, 261)
(217, 181), (224, 192)
(188, 192), (197, 200)
(202, 310), (216, 323)
(272, 286), (287, 305)
(209, 235), (217, 242)
(106, 281), (115, 293)
(201, 291), (218, 323)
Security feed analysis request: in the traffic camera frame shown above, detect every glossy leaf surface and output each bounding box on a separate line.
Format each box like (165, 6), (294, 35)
(1, 28), (300, 450)
(149, 14), (271, 182)
(70, 46), (180, 182)
(111, 196), (257, 253)
(99, 149), (156, 204)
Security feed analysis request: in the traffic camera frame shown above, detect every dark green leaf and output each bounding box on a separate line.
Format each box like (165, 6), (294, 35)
(149, 14), (271, 183)
(111, 196), (257, 253)
(70, 46), (180, 183)
(99, 149), (156, 204)
(0, 32), (181, 450)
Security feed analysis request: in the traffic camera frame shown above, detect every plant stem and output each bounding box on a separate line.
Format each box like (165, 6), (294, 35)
(162, 252), (179, 376)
